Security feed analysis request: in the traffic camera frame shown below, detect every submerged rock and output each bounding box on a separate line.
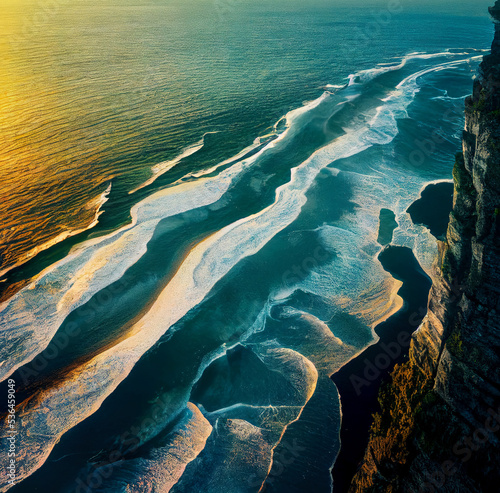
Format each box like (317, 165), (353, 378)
(377, 209), (398, 246)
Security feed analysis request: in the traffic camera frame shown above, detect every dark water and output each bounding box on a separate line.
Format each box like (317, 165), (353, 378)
(0, 1), (495, 492)
(331, 245), (432, 492)
(407, 182), (455, 239)
(377, 209), (399, 245)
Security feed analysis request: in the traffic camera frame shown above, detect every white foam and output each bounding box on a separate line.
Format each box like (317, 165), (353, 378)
(324, 84), (346, 89)
(0, 52), (479, 488)
(2, 52), (471, 388)
(129, 133), (217, 194)
(396, 55), (483, 90)
(0, 88), (341, 383)
(0, 182), (112, 280)
(348, 50), (473, 87)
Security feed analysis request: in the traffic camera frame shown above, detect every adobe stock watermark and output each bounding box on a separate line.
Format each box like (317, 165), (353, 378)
(214, 0), (243, 21)
(248, 438), (307, 489)
(6, 379), (17, 488)
(10, 0), (71, 48)
(349, 328), (415, 396)
(281, 245), (331, 288)
(418, 404), (500, 493)
(400, 105), (460, 169)
(350, 278), (465, 396)
(355, 0), (403, 45)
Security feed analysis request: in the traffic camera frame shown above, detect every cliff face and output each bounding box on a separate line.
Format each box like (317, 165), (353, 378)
(350, 4), (500, 492)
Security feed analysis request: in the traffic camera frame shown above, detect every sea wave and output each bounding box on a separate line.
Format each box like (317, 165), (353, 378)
(0, 88), (340, 385)
(0, 182), (112, 280)
(0, 51), (481, 490)
(129, 132), (218, 194)
(347, 50), (472, 86)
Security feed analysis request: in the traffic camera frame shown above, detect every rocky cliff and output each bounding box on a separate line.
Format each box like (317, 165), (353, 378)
(349, 3), (500, 492)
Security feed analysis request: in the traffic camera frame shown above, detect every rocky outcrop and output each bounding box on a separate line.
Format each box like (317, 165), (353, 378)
(349, 3), (500, 492)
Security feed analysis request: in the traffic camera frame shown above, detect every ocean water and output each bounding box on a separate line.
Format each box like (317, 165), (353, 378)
(0, 0), (494, 492)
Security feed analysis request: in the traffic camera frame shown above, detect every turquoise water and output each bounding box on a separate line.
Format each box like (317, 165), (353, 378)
(0, 1), (494, 492)
(0, 0), (492, 281)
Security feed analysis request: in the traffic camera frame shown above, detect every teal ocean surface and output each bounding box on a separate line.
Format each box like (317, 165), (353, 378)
(0, 0), (494, 491)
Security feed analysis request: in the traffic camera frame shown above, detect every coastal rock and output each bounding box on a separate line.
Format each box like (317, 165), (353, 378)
(350, 3), (500, 491)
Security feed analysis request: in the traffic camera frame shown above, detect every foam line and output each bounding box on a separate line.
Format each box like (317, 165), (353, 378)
(0, 52), (480, 489)
(0, 89), (340, 383)
(129, 133), (217, 194)
(0, 182), (112, 280)
(348, 50), (473, 86)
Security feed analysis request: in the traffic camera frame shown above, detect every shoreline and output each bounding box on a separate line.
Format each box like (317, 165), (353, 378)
(330, 244), (432, 492)
(330, 179), (456, 491)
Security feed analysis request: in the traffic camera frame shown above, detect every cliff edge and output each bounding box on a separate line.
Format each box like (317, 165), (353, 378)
(349, 3), (500, 492)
